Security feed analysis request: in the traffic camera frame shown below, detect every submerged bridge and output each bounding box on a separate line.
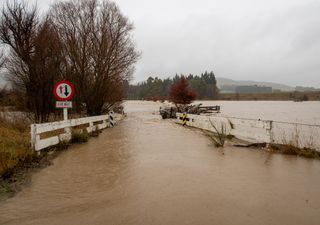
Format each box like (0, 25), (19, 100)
(0, 101), (319, 225)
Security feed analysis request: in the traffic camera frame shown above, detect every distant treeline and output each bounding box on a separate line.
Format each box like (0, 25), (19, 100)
(220, 91), (320, 101)
(127, 71), (219, 100)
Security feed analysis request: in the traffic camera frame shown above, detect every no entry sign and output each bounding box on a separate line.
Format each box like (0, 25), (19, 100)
(53, 80), (74, 101)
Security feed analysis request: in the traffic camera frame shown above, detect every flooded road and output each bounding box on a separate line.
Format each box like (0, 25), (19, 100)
(1, 101), (320, 225)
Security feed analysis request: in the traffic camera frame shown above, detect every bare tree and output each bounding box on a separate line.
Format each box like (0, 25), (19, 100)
(0, 50), (4, 69)
(51, 0), (140, 115)
(0, 0), (138, 120)
(0, 1), (64, 122)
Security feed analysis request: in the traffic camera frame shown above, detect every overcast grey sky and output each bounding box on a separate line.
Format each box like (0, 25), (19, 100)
(3, 0), (320, 87)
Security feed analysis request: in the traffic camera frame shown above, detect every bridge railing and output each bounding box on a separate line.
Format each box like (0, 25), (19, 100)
(31, 115), (114, 151)
(176, 113), (320, 151)
(176, 113), (272, 143)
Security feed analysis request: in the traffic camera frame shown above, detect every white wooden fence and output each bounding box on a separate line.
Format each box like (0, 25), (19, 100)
(31, 114), (119, 151)
(176, 113), (273, 143)
(176, 113), (320, 151)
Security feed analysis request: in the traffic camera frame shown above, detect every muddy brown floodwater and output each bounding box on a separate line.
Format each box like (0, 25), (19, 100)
(1, 101), (320, 225)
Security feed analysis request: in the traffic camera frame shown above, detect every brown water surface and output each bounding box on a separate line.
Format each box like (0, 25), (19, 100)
(0, 101), (319, 225)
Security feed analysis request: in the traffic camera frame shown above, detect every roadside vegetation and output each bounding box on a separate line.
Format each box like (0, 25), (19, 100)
(269, 144), (320, 159)
(0, 117), (32, 178)
(71, 130), (89, 143)
(206, 119), (234, 147)
(269, 125), (320, 159)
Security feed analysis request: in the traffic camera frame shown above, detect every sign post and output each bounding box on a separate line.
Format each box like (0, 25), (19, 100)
(63, 108), (68, 121)
(53, 80), (74, 121)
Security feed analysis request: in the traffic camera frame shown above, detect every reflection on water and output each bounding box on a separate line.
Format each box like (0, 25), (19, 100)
(0, 101), (319, 225)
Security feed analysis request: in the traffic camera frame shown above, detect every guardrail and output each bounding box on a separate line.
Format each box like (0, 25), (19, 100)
(176, 113), (320, 151)
(31, 114), (117, 151)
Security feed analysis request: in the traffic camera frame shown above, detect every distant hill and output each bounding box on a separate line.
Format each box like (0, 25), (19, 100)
(216, 77), (295, 91)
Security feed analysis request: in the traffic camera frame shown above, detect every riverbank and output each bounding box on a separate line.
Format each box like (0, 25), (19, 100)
(0, 120), (94, 200)
(0, 119), (70, 200)
(0, 146), (67, 201)
(0, 113), (123, 201)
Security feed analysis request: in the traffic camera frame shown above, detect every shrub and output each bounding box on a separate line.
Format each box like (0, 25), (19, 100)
(0, 111), (30, 132)
(71, 130), (89, 143)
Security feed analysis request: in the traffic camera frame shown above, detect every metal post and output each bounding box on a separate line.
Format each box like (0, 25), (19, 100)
(269, 120), (274, 143)
(63, 108), (68, 121)
(266, 120), (274, 143)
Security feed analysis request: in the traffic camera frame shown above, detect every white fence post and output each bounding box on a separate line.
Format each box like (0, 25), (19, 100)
(30, 124), (36, 151)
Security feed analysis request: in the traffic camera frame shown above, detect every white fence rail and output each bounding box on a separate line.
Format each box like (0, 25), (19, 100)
(176, 113), (272, 143)
(176, 113), (320, 151)
(31, 114), (118, 151)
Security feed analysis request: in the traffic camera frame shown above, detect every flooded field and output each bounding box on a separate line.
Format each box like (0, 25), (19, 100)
(0, 101), (320, 225)
(196, 100), (320, 124)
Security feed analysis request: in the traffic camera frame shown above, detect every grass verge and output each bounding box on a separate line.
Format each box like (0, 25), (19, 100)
(0, 119), (33, 179)
(0, 118), (69, 200)
(0, 119), (36, 199)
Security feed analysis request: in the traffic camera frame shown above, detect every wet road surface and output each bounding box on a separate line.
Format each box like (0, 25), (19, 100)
(0, 101), (320, 225)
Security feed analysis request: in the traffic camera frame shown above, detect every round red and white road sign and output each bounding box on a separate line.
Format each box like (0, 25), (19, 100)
(53, 80), (74, 101)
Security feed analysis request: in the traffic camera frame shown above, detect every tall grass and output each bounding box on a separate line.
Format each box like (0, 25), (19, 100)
(207, 118), (234, 147)
(0, 112), (34, 178)
(274, 124), (320, 158)
(0, 111), (30, 133)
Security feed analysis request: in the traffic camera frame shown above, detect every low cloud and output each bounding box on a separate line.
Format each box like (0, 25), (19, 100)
(3, 0), (320, 87)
